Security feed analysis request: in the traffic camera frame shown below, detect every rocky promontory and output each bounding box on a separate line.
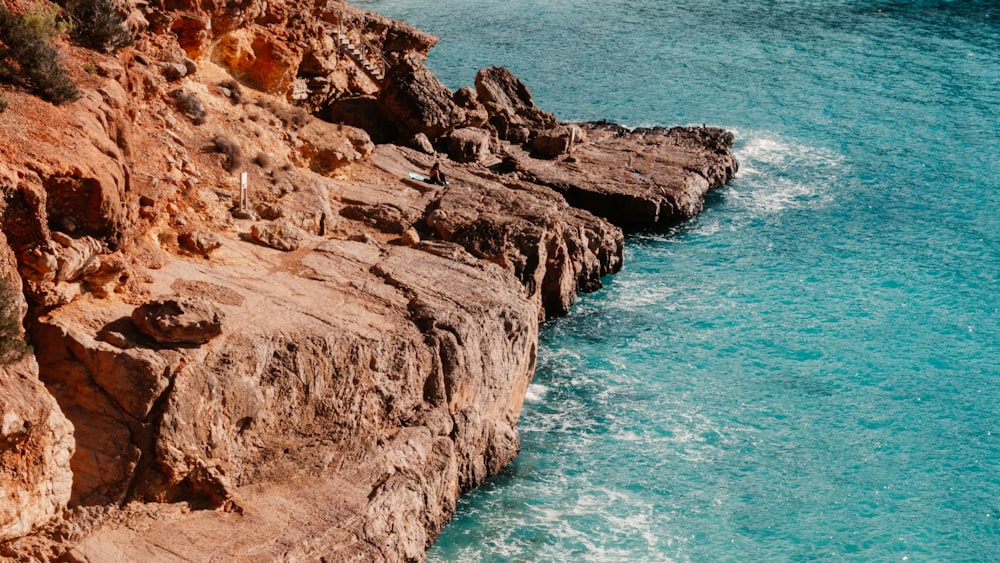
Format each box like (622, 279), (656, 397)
(0, 0), (736, 559)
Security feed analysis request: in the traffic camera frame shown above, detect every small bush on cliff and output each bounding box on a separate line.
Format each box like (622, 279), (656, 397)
(0, 278), (30, 365)
(0, 3), (79, 104)
(171, 88), (206, 125)
(212, 136), (243, 172)
(64, 0), (132, 53)
(218, 79), (242, 104)
(21, 1), (72, 39)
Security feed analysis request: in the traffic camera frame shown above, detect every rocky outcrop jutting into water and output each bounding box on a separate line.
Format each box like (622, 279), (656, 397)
(0, 0), (736, 559)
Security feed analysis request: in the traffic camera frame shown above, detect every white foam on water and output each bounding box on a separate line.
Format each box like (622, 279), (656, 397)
(728, 131), (844, 214)
(525, 383), (547, 402)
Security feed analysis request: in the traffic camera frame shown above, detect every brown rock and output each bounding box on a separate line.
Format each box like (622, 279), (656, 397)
(407, 132), (435, 154)
(531, 125), (581, 158)
(212, 28), (302, 93)
(323, 95), (398, 144)
(249, 218), (310, 251)
(131, 297), (224, 345)
(179, 230), (223, 256)
(475, 66), (557, 143)
(400, 228), (420, 246)
(0, 240), (73, 541)
(515, 123), (739, 230)
(424, 166), (623, 318)
(294, 119), (375, 175)
(446, 127), (492, 163)
(159, 62), (188, 81)
(379, 54), (466, 140)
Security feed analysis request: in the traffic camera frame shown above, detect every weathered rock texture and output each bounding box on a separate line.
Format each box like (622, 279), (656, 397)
(0, 0), (736, 560)
(0, 236), (74, 542)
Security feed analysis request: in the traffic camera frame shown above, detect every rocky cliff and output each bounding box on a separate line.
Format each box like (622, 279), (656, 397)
(0, 0), (736, 560)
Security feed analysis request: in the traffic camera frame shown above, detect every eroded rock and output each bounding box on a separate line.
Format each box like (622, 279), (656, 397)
(131, 297), (224, 345)
(379, 54), (466, 140)
(249, 218), (310, 251)
(294, 120), (375, 175)
(446, 127), (492, 163)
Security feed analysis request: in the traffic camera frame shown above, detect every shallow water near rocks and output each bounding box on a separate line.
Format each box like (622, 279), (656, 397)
(364, 0), (1000, 560)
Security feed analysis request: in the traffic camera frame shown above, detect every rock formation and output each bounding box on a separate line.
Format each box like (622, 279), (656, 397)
(0, 0), (736, 560)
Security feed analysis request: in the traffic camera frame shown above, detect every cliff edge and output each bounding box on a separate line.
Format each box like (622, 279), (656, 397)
(0, 0), (736, 560)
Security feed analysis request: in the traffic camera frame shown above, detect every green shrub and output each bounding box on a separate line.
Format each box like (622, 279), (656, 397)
(0, 3), (79, 104)
(21, 1), (71, 39)
(0, 277), (30, 365)
(64, 0), (131, 53)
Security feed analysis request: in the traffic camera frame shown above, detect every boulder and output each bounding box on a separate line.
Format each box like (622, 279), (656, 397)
(378, 54), (466, 140)
(514, 123), (739, 230)
(407, 132), (435, 154)
(446, 127), (492, 163)
(531, 125), (584, 158)
(400, 228), (420, 246)
(159, 62), (189, 81)
(475, 66), (557, 143)
(179, 230), (223, 255)
(249, 218), (309, 251)
(294, 120), (375, 176)
(131, 297), (224, 345)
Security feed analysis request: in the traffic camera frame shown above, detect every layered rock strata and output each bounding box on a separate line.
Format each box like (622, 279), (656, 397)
(0, 0), (736, 560)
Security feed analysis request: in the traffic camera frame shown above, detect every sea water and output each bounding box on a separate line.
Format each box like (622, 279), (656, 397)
(360, 1), (1000, 560)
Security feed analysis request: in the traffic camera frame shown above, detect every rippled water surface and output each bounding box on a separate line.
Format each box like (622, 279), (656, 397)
(362, 0), (999, 560)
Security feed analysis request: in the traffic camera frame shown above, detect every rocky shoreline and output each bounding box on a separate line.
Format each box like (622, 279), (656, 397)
(0, 0), (735, 560)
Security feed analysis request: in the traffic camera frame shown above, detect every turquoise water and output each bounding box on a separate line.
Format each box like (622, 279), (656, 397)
(362, 1), (1000, 560)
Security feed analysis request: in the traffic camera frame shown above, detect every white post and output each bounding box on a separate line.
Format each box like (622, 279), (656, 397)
(240, 171), (248, 210)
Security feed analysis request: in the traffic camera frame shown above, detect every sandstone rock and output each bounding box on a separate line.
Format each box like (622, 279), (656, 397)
(531, 125), (582, 158)
(249, 218), (309, 251)
(423, 167), (623, 318)
(95, 62), (123, 79)
(159, 62), (188, 81)
(407, 132), (435, 154)
(25, 235), (538, 557)
(170, 13), (212, 56)
(340, 203), (409, 234)
(0, 242), (74, 542)
(400, 228), (420, 246)
(178, 230), (223, 256)
(379, 54), (466, 140)
(81, 252), (130, 298)
(131, 297), (224, 345)
(0, 369), (74, 541)
(50, 233), (103, 283)
(446, 127), (492, 163)
(514, 123), (739, 230)
(453, 86), (489, 128)
(212, 28), (302, 93)
(475, 66), (557, 143)
(294, 120), (375, 175)
(323, 95), (398, 144)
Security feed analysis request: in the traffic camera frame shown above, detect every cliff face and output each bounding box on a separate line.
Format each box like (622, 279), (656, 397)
(0, 0), (736, 559)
